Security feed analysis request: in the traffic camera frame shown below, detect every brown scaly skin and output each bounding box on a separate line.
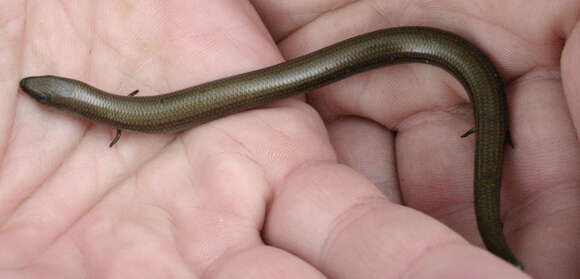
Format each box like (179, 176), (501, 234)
(20, 26), (521, 268)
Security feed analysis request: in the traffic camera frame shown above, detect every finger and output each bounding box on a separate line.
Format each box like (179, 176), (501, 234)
(326, 118), (401, 203)
(265, 163), (527, 278)
(504, 71), (580, 276)
(562, 21), (580, 140)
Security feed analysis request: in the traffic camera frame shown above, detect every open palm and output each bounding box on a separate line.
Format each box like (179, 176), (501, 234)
(1, 1), (578, 278)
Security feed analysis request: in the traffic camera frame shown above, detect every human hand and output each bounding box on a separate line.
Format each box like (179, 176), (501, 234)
(1, 0), (578, 278)
(258, 1), (579, 277)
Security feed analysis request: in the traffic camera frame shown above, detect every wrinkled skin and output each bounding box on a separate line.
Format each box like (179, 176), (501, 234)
(1, 0), (579, 278)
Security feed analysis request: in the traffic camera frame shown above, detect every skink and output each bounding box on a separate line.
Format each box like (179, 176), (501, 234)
(19, 26), (521, 268)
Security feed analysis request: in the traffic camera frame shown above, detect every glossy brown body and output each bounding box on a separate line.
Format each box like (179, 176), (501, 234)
(20, 26), (520, 267)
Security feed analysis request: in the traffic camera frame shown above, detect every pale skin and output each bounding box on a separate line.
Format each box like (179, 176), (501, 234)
(1, 0), (579, 278)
